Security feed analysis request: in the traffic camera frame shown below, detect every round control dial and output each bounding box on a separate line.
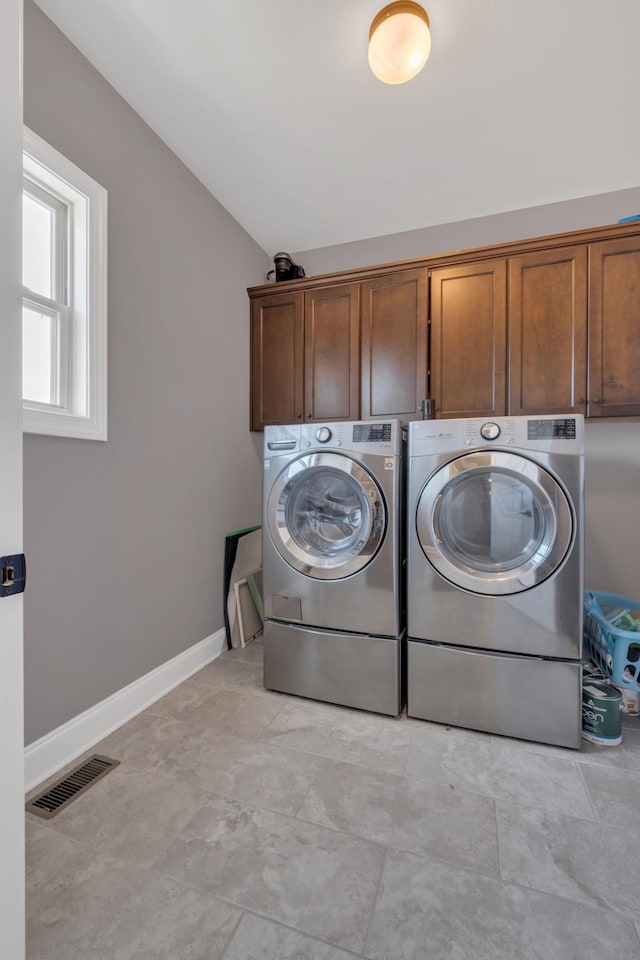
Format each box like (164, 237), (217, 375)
(316, 426), (332, 443)
(480, 422), (501, 441)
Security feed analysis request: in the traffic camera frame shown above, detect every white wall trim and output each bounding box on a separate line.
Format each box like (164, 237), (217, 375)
(24, 628), (226, 793)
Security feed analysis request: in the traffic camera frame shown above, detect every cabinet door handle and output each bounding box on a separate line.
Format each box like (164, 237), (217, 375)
(592, 397), (602, 404)
(576, 398), (585, 405)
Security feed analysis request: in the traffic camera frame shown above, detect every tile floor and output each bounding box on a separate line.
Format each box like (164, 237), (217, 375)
(26, 640), (640, 959)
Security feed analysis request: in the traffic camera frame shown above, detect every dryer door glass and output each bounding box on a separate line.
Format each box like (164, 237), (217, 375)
(267, 452), (386, 580)
(416, 451), (574, 595)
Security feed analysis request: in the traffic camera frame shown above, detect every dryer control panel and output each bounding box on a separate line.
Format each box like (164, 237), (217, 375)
(464, 419), (516, 447)
(527, 418), (577, 440)
(408, 414), (584, 457)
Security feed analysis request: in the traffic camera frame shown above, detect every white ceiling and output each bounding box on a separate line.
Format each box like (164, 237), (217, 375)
(34, 0), (640, 255)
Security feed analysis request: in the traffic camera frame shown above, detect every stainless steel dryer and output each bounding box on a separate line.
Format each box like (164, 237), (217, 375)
(263, 419), (405, 716)
(407, 414), (584, 748)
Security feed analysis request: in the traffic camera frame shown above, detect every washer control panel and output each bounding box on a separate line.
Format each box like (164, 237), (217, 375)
(353, 422), (392, 443)
(298, 420), (401, 455)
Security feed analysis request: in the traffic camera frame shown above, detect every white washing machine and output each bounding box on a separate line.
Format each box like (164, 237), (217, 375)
(262, 419), (405, 716)
(407, 414), (584, 748)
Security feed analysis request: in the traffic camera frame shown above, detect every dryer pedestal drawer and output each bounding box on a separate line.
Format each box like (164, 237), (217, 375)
(407, 640), (581, 748)
(264, 619), (403, 716)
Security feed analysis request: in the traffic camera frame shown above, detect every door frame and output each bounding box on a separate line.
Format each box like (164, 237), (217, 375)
(0, 0), (26, 956)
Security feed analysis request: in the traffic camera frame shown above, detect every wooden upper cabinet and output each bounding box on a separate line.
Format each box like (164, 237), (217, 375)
(249, 222), (640, 430)
(360, 269), (428, 421)
(304, 283), (360, 423)
(589, 236), (640, 418)
(509, 246), (587, 416)
(251, 290), (304, 430)
(430, 259), (507, 419)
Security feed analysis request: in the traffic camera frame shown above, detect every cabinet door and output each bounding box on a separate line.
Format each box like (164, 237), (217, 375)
(430, 259), (507, 419)
(304, 283), (360, 422)
(509, 246), (587, 416)
(250, 290), (304, 430)
(589, 236), (640, 418)
(360, 269), (428, 421)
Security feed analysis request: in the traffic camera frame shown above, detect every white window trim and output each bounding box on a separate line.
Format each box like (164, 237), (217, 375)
(22, 127), (108, 441)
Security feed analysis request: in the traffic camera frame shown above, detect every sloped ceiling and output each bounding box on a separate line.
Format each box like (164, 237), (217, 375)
(33, 0), (640, 254)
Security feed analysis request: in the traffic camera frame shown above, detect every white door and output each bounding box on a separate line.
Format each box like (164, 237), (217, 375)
(0, 0), (26, 957)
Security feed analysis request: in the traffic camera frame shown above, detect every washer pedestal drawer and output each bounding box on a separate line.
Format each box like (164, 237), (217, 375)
(407, 639), (581, 749)
(264, 619), (403, 716)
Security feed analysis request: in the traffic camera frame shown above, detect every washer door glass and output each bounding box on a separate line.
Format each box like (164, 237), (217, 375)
(268, 453), (386, 580)
(416, 451), (574, 595)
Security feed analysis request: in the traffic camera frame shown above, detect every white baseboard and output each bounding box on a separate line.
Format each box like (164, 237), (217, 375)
(24, 628), (226, 793)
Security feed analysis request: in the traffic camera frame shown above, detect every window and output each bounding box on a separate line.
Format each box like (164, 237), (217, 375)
(22, 128), (107, 440)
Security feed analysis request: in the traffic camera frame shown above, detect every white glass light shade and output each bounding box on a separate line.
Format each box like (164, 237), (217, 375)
(368, 2), (431, 85)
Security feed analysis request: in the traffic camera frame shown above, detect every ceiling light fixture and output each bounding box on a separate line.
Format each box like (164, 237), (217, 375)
(368, 2), (431, 85)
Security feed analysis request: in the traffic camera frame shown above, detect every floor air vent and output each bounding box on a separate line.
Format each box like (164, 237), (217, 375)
(26, 755), (120, 820)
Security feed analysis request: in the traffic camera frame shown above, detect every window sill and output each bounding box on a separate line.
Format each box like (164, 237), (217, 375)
(23, 406), (107, 441)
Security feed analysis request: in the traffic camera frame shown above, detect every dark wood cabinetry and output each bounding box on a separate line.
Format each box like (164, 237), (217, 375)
(509, 246), (587, 416)
(360, 269), (427, 421)
(588, 236), (640, 418)
(249, 222), (640, 429)
(430, 259), (507, 419)
(304, 283), (360, 423)
(251, 289), (303, 430)
(250, 284), (359, 431)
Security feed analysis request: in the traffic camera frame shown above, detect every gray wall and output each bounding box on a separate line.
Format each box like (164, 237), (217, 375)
(294, 188), (640, 278)
(296, 195), (640, 601)
(23, 0), (269, 744)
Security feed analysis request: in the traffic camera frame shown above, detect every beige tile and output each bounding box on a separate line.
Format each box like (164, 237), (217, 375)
(223, 912), (355, 960)
(25, 821), (81, 882)
(26, 670), (640, 958)
(298, 758), (499, 878)
(579, 761), (640, 827)
(154, 795), (384, 953)
(578, 728), (640, 772)
(142, 678), (233, 720)
(496, 799), (640, 921)
(193, 659), (264, 692)
(220, 640), (264, 664)
(406, 723), (595, 818)
(187, 733), (336, 816)
(261, 699), (412, 774)
(26, 830), (241, 960)
(96, 703), (284, 789)
(47, 764), (208, 868)
(364, 848), (640, 960)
